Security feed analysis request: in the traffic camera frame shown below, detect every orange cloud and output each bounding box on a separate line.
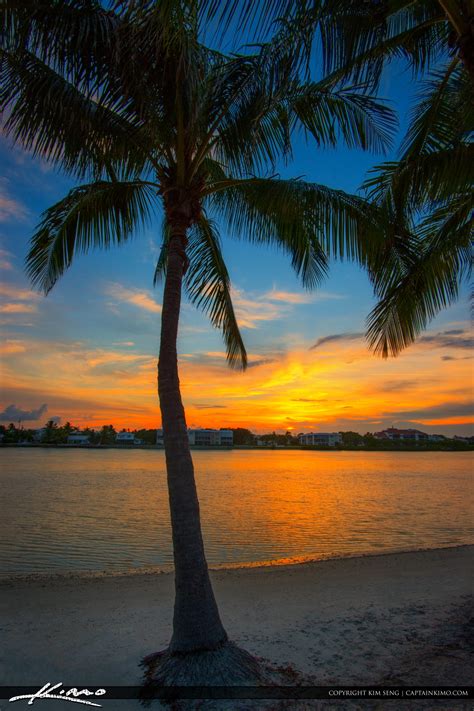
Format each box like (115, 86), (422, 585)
(1, 326), (472, 433)
(0, 303), (37, 313)
(0, 339), (27, 354)
(264, 289), (343, 304)
(106, 283), (162, 313)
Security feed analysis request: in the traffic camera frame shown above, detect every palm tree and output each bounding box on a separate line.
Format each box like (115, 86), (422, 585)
(207, 0), (473, 359)
(362, 62), (473, 356)
(304, 0), (473, 357)
(206, 0), (474, 86)
(1, 0), (395, 681)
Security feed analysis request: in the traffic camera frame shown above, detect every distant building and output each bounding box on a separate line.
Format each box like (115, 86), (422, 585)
(189, 429), (233, 446)
(218, 429), (234, 446)
(298, 432), (342, 447)
(33, 428), (47, 442)
(428, 434), (446, 442)
(374, 428), (428, 441)
(115, 431), (140, 444)
(453, 435), (474, 444)
(67, 433), (90, 445)
(156, 428), (233, 446)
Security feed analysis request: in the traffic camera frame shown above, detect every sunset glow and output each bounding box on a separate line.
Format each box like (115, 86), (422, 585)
(0, 84), (472, 437)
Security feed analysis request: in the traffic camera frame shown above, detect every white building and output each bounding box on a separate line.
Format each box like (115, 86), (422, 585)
(218, 430), (233, 446)
(374, 428), (428, 441)
(156, 428), (233, 446)
(116, 431), (135, 444)
(67, 433), (90, 445)
(298, 432), (342, 447)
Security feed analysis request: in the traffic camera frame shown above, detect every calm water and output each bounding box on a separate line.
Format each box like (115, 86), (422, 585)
(0, 449), (472, 575)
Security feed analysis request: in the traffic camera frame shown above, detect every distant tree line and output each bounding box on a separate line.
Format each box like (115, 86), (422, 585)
(0, 423), (471, 450)
(0, 421), (158, 445)
(232, 429), (472, 450)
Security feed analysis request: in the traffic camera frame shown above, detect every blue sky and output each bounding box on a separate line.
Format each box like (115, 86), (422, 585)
(0, 54), (472, 435)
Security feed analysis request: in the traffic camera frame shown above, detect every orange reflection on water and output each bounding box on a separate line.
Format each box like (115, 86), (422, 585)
(1, 448), (473, 574)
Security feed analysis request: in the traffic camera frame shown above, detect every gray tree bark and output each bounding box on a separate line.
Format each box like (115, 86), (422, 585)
(158, 220), (228, 653)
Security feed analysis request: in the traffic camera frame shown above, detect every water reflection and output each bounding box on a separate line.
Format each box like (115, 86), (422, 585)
(1, 449), (472, 573)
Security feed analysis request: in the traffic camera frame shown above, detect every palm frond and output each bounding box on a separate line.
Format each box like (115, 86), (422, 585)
(366, 194), (473, 357)
(400, 59), (469, 159)
(209, 177), (383, 285)
(26, 180), (158, 293)
(289, 82), (397, 153)
(367, 142), (474, 210)
(1, 0), (119, 85)
(153, 219), (171, 286)
(154, 213), (247, 369)
(185, 216), (247, 370)
(0, 47), (149, 178)
(315, 0), (446, 88)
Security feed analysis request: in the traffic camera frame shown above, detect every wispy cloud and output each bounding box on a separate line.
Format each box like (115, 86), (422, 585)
(310, 332), (364, 350)
(106, 283), (162, 314)
(384, 401), (473, 422)
(0, 283), (40, 314)
(420, 329), (472, 350)
(0, 339), (27, 355)
(264, 289), (344, 304)
(263, 289), (314, 304)
(0, 248), (14, 271)
(441, 355), (472, 361)
(231, 287), (284, 329)
(0, 303), (37, 314)
(0, 181), (29, 222)
(230, 286), (345, 329)
(247, 357), (276, 368)
(0, 284), (39, 300)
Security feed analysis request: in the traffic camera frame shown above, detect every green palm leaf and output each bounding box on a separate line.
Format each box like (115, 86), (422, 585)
(209, 177), (383, 284)
(366, 195), (473, 357)
(26, 180), (158, 293)
(185, 217), (247, 369)
(1, 47), (148, 178)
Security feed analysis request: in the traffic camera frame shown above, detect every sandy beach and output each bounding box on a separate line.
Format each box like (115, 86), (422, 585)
(1, 545), (473, 709)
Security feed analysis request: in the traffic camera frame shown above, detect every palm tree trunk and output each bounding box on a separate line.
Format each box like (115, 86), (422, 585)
(158, 220), (228, 654)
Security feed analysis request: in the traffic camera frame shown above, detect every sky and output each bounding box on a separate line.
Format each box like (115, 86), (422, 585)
(0, 56), (472, 436)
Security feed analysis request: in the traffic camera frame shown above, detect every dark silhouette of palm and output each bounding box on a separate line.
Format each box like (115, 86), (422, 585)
(2, 0), (398, 682)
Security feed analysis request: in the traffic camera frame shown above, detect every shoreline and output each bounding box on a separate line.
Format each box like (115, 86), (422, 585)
(1, 542), (473, 584)
(2, 443), (473, 451)
(2, 545), (472, 708)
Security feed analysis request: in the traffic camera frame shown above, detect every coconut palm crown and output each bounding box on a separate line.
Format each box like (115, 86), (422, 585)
(1, 0), (397, 679)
